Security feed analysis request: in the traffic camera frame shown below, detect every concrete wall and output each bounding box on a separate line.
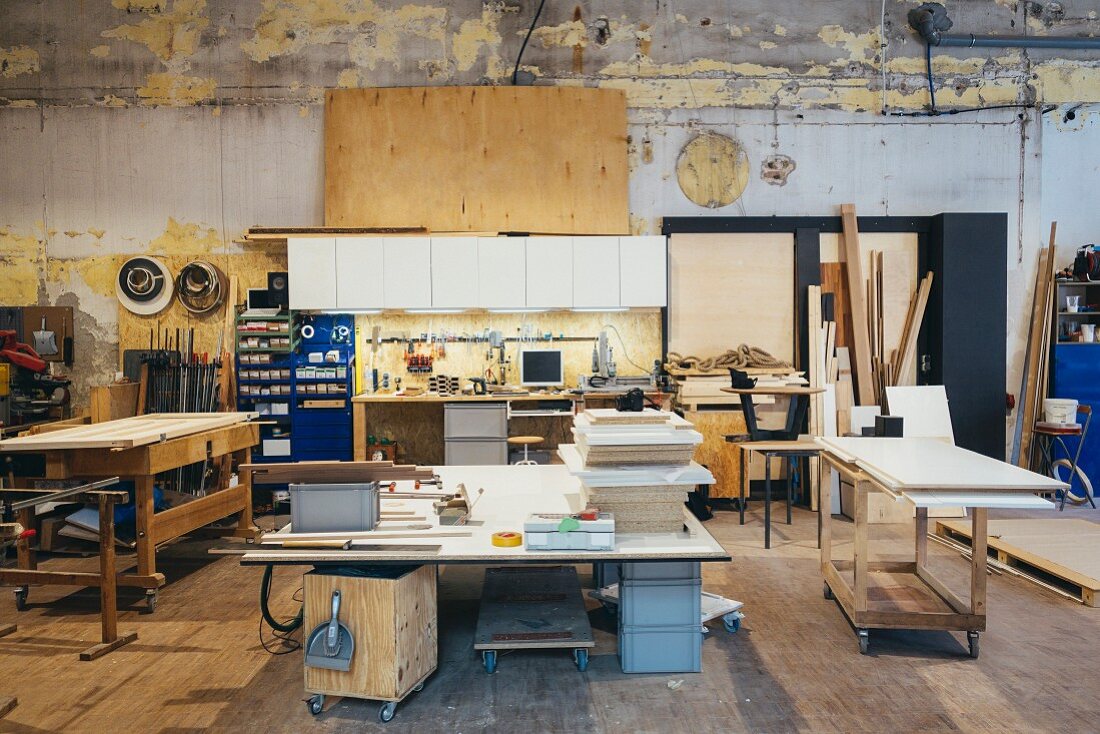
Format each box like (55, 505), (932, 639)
(2, 1), (1100, 440)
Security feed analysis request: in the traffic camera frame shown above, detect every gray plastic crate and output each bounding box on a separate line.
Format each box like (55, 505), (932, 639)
(289, 482), (379, 533)
(620, 561), (701, 582)
(619, 578), (701, 627)
(619, 624), (702, 673)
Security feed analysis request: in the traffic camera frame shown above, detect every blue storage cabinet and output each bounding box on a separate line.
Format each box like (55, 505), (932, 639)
(291, 314), (355, 462)
(1050, 343), (1100, 491)
(235, 310), (296, 464)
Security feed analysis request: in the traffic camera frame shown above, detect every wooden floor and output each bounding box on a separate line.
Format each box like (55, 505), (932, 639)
(1, 504), (1098, 733)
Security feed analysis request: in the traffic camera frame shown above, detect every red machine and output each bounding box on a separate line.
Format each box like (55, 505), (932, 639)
(0, 330), (70, 424)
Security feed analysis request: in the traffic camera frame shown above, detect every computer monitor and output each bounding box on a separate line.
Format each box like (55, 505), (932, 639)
(519, 349), (564, 387)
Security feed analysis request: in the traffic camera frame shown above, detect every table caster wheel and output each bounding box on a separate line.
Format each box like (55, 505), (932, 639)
(823, 583), (834, 600)
(412, 682), (424, 692)
(144, 592), (157, 613)
(482, 650), (497, 674)
(307, 694), (324, 716)
(857, 629), (870, 655)
(14, 587), (28, 611)
(379, 702), (397, 722)
(967, 631), (980, 659)
(722, 613), (741, 633)
(574, 648), (589, 672)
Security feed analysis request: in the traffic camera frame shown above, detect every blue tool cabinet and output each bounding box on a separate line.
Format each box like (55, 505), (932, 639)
(291, 314), (356, 462)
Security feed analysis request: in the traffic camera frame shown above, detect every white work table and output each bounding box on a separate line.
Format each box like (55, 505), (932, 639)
(815, 436), (1064, 658)
(241, 464), (729, 566)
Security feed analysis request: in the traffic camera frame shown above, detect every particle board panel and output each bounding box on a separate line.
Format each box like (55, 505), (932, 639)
(668, 233), (795, 363)
(324, 87), (629, 235)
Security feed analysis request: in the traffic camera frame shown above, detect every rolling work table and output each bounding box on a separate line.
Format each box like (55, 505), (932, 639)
(0, 413), (261, 612)
(817, 436), (1064, 657)
(351, 390), (671, 462)
(241, 463), (730, 682)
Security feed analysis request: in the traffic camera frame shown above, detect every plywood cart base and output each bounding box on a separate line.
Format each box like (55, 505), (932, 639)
(474, 566), (595, 674)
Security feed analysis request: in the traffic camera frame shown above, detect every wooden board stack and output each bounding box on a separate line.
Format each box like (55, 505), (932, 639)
(560, 410), (711, 533)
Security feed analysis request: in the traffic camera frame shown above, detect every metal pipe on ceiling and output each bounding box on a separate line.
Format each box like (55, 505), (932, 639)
(909, 3), (1100, 51)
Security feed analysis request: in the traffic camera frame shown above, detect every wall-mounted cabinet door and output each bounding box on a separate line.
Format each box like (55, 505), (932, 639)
(382, 237), (432, 309)
(526, 236), (573, 309)
(620, 235), (668, 307)
(573, 236), (620, 308)
(335, 237), (385, 310)
(478, 237), (526, 309)
(431, 237), (479, 308)
(288, 237), (337, 311)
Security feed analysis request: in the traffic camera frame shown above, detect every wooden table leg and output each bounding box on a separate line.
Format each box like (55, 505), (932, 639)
(80, 493), (137, 661)
(853, 480), (868, 613)
(353, 402), (367, 462)
(970, 507), (988, 616)
(817, 459), (827, 551)
(738, 445), (747, 525)
(15, 508), (35, 571)
(133, 475), (156, 579)
(235, 447), (256, 536)
(915, 507), (929, 570)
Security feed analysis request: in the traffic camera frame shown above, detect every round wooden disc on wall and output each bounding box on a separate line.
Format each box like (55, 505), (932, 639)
(676, 132), (749, 209)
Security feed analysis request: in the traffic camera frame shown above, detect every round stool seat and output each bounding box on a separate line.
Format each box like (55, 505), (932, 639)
(508, 435), (543, 446)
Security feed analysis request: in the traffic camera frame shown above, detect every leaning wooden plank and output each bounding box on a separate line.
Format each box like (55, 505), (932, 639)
(895, 273), (933, 387)
(244, 461), (436, 486)
(1018, 231), (1055, 468)
(840, 204), (875, 405)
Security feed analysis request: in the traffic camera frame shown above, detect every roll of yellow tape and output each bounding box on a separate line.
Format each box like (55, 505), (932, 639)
(491, 531), (523, 547)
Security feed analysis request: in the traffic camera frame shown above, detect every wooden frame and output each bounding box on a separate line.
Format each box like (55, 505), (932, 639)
(820, 451), (986, 655)
(0, 422), (260, 612)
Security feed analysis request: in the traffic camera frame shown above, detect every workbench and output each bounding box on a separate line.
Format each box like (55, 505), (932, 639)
(351, 390), (671, 464)
(0, 413), (260, 612)
(817, 437), (1063, 657)
(241, 463), (729, 678)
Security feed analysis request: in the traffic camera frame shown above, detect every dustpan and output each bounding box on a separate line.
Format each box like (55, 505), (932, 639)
(305, 590), (355, 671)
(34, 316), (57, 356)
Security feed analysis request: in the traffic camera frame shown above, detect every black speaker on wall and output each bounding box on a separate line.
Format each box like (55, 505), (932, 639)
(268, 271), (289, 308)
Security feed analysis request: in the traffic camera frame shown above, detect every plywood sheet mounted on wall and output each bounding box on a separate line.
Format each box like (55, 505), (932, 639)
(324, 87), (629, 235)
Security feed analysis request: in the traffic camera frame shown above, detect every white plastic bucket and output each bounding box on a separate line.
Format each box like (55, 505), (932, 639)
(1044, 398), (1079, 425)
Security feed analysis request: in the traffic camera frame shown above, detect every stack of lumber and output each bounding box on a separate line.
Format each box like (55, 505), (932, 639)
(669, 367), (807, 411)
(560, 410), (710, 533)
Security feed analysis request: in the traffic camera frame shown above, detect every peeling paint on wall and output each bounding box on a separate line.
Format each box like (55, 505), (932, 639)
(137, 72), (217, 105)
(0, 46), (40, 78)
(101, 0), (210, 68)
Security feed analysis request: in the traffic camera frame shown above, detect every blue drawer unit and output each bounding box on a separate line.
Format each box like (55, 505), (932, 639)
(235, 309), (297, 465)
(1050, 344), (1100, 494)
(291, 314), (355, 462)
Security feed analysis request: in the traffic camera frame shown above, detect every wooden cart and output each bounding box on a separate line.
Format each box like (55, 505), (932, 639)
(818, 437), (1062, 657)
(0, 413), (260, 612)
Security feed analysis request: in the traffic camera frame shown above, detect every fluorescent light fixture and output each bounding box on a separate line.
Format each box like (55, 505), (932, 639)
(404, 308), (466, 315)
(487, 309), (548, 314)
(571, 307), (628, 313)
(320, 309), (382, 315)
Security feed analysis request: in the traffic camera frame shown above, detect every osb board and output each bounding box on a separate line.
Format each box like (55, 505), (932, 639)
(819, 232), (918, 384)
(937, 518), (1100, 603)
(364, 402), (445, 466)
(116, 247), (287, 366)
(684, 409), (746, 500)
(668, 233), (795, 363)
(355, 309), (661, 393)
(324, 87), (629, 235)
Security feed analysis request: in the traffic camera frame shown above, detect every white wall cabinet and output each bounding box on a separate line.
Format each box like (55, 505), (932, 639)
(335, 237), (385, 310)
(478, 237), (526, 309)
(430, 237), (479, 308)
(572, 236), (620, 308)
(382, 237), (432, 309)
(287, 237), (338, 311)
(525, 236), (573, 309)
(619, 235), (668, 307)
(288, 234), (666, 312)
